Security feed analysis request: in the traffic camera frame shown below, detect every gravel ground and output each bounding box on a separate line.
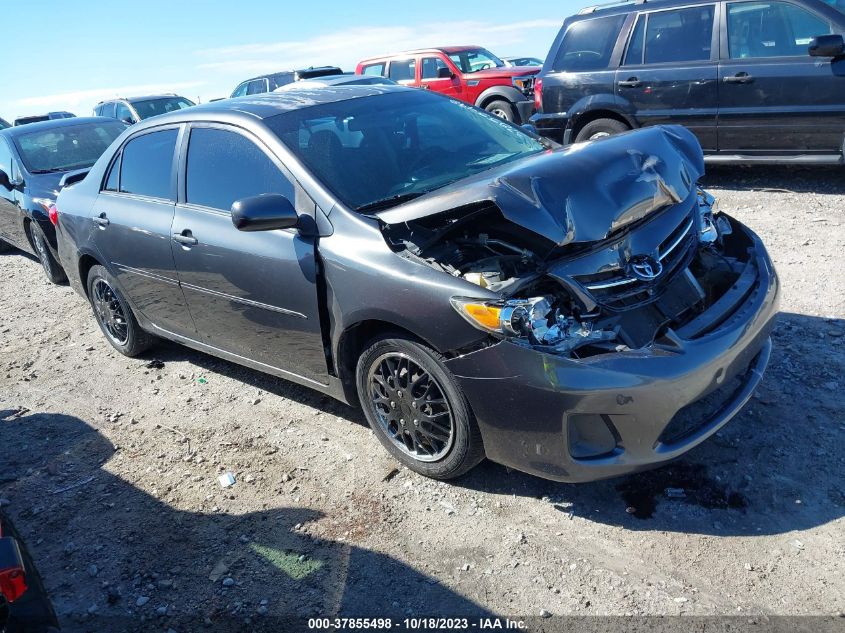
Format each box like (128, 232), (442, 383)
(0, 165), (843, 632)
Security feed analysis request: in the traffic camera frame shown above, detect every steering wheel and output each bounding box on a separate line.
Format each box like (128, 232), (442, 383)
(386, 147), (451, 195)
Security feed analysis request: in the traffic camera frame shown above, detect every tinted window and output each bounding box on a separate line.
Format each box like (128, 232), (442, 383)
(232, 82), (249, 98)
(130, 97), (194, 120)
(388, 59), (416, 81)
(361, 63), (386, 76)
(553, 15), (626, 71)
(642, 6), (714, 64)
(119, 129), (177, 199)
(269, 73), (295, 90)
(247, 79), (267, 95)
(14, 121), (126, 173)
(115, 102), (134, 123)
(624, 14), (646, 64)
(266, 91), (544, 211)
(100, 102), (117, 118)
(186, 128), (293, 212)
(447, 48), (506, 73)
(421, 57), (449, 79)
(728, 1), (831, 58)
(104, 154), (120, 191)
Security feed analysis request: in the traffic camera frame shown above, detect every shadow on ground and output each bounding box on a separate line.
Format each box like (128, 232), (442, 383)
(701, 165), (845, 194)
(0, 410), (490, 632)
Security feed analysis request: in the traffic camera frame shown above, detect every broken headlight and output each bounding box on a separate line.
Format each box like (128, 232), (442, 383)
(450, 296), (616, 352)
(697, 189), (720, 245)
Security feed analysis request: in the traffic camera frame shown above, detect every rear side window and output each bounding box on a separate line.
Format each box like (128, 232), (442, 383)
(361, 63), (386, 76)
(553, 14), (626, 71)
(727, 1), (832, 58)
(185, 127), (294, 212)
(638, 6), (715, 64)
(119, 129), (178, 200)
(247, 79), (267, 95)
(388, 59), (416, 81)
(104, 154), (120, 191)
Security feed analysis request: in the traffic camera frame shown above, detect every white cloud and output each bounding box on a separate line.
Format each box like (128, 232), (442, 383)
(14, 82), (205, 116)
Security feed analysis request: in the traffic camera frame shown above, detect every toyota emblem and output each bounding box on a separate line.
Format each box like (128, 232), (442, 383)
(629, 255), (663, 281)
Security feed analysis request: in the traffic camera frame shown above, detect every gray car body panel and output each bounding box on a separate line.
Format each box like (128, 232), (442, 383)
(55, 88), (779, 482)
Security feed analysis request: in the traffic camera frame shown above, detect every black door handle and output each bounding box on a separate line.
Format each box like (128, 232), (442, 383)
(172, 230), (198, 246)
(618, 77), (642, 88)
(93, 213), (109, 227)
(724, 72), (754, 84)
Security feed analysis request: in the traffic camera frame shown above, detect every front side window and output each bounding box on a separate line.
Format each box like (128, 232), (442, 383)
(99, 102), (117, 118)
(421, 57), (449, 79)
(14, 121), (126, 173)
(388, 59), (416, 81)
(266, 91), (545, 211)
(447, 48), (506, 73)
(728, 1), (832, 58)
(115, 102), (134, 123)
(130, 97), (195, 120)
(553, 15), (627, 71)
(640, 6), (715, 64)
(361, 63), (386, 76)
(119, 129), (178, 199)
(186, 128), (294, 212)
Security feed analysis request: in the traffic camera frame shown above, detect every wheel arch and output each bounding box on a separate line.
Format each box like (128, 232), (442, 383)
(570, 108), (634, 141)
(78, 252), (104, 298)
(474, 85), (526, 110)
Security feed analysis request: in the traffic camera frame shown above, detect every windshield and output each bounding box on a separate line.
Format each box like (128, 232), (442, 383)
(266, 90), (544, 211)
(821, 0), (845, 13)
(130, 97), (195, 120)
(14, 121), (126, 173)
(448, 48), (506, 73)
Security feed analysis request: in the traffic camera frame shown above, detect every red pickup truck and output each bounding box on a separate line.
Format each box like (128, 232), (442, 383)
(355, 46), (539, 124)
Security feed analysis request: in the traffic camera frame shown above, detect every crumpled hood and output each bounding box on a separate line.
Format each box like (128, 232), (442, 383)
(378, 125), (704, 252)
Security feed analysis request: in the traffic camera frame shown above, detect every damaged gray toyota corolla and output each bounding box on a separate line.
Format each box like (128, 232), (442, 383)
(56, 86), (779, 482)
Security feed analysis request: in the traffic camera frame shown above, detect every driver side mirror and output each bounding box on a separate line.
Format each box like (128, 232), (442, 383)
(231, 194), (299, 232)
(437, 66), (455, 79)
(809, 34), (845, 57)
(121, 116), (135, 125)
(0, 169), (11, 191)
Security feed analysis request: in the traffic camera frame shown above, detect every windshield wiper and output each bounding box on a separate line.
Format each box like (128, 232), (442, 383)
(356, 192), (425, 213)
(30, 168), (65, 174)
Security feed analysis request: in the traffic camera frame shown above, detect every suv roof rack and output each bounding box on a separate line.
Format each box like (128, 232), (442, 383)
(578, 0), (645, 14)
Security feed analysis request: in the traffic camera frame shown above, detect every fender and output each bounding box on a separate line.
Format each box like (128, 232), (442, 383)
(474, 85), (530, 109)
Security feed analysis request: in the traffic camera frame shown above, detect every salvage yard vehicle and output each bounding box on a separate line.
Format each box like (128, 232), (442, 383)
(532, 0), (845, 163)
(275, 75), (396, 91)
(230, 67), (345, 97)
(54, 86), (779, 482)
(0, 117), (127, 283)
(13, 112), (75, 127)
(356, 47), (539, 123)
(94, 94), (195, 125)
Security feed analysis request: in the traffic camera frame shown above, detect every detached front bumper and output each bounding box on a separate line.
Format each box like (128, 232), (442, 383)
(445, 225), (780, 483)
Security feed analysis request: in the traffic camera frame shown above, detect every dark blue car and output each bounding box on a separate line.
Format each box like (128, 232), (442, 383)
(0, 117), (126, 282)
(532, 0), (845, 163)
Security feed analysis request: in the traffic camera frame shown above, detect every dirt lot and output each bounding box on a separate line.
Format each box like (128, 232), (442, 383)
(1, 166), (844, 632)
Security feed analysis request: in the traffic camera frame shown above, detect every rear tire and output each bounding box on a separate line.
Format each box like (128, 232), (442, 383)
(484, 99), (516, 122)
(86, 264), (154, 357)
(356, 335), (485, 480)
(574, 118), (630, 143)
(29, 222), (66, 284)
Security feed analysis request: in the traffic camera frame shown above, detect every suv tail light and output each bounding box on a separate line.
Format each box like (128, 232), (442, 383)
(534, 77), (543, 112)
(48, 204), (59, 227)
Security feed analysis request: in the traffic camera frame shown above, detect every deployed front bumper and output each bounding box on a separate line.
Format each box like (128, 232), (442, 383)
(444, 225), (780, 483)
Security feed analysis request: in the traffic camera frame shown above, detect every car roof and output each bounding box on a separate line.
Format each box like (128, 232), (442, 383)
(100, 94), (184, 104)
(359, 45), (487, 62)
(576, 0), (840, 18)
(0, 116), (119, 139)
(237, 67), (342, 83)
(129, 85), (410, 128)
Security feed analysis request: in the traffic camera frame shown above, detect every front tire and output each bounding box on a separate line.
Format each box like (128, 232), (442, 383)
(574, 118), (630, 143)
(484, 99), (516, 122)
(86, 264), (153, 356)
(29, 222), (66, 284)
(356, 335), (485, 480)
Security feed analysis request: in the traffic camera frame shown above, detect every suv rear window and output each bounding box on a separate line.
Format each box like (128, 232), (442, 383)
(553, 14), (626, 71)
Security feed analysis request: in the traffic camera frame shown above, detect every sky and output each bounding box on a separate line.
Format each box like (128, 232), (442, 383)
(2, 0), (586, 121)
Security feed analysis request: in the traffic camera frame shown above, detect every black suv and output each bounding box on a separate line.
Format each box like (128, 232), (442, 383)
(229, 67), (344, 97)
(532, 0), (845, 163)
(94, 95), (195, 125)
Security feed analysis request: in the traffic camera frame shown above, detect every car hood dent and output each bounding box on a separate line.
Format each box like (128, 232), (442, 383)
(378, 125), (704, 253)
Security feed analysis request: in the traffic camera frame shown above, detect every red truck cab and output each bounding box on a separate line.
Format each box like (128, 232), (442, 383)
(356, 46), (539, 123)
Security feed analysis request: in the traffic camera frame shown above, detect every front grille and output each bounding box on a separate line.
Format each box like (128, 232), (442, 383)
(574, 214), (697, 311)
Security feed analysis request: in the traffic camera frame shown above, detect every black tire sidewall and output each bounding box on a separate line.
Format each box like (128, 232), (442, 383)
(86, 265), (150, 357)
(575, 118), (629, 143)
(30, 223), (66, 284)
(485, 99), (516, 122)
(355, 336), (484, 480)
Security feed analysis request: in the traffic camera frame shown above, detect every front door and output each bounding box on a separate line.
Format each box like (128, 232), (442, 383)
(717, 0), (843, 153)
(417, 55), (464, 99)
(616, 4), (719, 151)
(91, 126), (196, 337)
(170, 124), (328, 383)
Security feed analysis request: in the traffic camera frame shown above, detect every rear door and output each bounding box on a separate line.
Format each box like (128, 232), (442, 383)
(170, 123), (327, 382)
(90, 126), (196, 337)
(387, 57), (418, 87)
(418, 54), (464, 99)
(717, 0), (842, 153)
(616, 4), (719, 151)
